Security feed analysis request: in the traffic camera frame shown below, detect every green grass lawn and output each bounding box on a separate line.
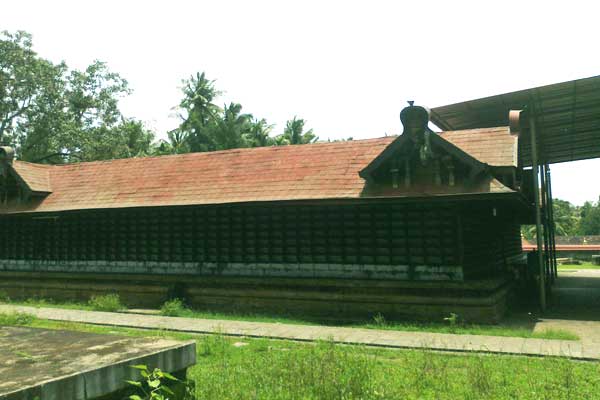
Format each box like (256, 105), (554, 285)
(160, 306), (578, 340)
(0, 296), (578, 340)
(1, 313), (598, 400)
(558, 262), (600, 270)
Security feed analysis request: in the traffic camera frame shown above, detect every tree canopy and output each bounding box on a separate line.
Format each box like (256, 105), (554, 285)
(523, 197), (600, 239)
(579, 197), (600, 235)
(276, 116), (318, 145)
(0, 31), (155, 163)
(163, 72), (315, 154)
(1, 30), (318, 163)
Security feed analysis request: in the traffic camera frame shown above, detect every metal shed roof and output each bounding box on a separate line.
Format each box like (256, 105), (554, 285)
(430, 75), (600, 166)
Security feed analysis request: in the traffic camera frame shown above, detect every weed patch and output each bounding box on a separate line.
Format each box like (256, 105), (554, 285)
(88, 294), (124, 312)
(0, 311), (36, 326)
(160, 298), (187, 317)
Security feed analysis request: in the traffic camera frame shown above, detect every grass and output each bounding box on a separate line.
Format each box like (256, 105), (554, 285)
(558, 262), (600, 270)
(157, 300), (579, 340)
(0, 311), (36, 326)
(0, 295), (579, 340)
(1, 315), (598, 400)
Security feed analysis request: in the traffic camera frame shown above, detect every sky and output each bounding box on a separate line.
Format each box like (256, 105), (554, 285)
(2, 0), (599, 205)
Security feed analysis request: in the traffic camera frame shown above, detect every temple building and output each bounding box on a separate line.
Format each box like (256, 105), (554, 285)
(0, 104), (533, 322)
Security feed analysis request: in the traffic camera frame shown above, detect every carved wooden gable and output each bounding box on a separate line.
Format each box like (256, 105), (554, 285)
(360, 104), (491, 197)
(0, 147), (51, 207)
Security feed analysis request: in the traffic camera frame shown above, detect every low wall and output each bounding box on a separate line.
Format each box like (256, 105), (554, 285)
(0, 269), (510, 323)
(556, 251), (600, 262)
(0, 259), (463, 281)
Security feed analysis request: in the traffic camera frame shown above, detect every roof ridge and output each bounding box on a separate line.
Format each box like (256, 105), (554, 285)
(439, 126), (510, 134)
(13, 160), (55, 169)
(24, 136), (397, 168)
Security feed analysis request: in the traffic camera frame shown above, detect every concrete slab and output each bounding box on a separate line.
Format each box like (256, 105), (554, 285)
(0, 327), (195, 400)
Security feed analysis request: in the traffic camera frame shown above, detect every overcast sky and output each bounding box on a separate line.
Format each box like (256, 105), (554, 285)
(3, 0), (599, 205)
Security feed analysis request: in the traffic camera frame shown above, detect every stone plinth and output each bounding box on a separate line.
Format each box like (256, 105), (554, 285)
(0, 327), (195, 400)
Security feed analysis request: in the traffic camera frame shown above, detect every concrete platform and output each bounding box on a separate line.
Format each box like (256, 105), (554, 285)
(0, 327), (195, 400)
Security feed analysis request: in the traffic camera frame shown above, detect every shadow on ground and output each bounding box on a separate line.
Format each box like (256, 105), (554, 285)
(504, 269), (600, 336)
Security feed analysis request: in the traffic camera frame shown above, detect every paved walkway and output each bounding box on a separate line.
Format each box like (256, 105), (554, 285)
(1, 304), (598, 361)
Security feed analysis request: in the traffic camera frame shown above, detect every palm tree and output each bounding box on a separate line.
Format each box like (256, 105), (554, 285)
(246, 118), (275, 147)
(277, 116), (317, 145)
(177, 72), (222, 152)
(154, 129), (189, 155)
(210, 102), (253, 150)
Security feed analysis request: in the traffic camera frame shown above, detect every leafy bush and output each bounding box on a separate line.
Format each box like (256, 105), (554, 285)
(127, 364), (194, 400)
(88, 293), (124, 312)
(0, 290), (10, 302)
(160, 298), (187, 317)
(0, 311), (36, 326)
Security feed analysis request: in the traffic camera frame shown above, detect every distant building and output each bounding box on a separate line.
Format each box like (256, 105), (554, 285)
(0, 105), (532, 322)
(523, 237), (600, 260)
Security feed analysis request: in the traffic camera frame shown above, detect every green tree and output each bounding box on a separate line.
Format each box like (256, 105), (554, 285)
(579, 197), (600, 235)
(552, 199), (580, 236)
(210, 102), (253, 150)
(155, 130), (190, 155)
(73, 119), (155, 162)
(276, 116), (317, 145)
(522, 197), (600, 240)
(175, 72), (282, 152)
(1, 31), (155, 163)
(176, 72), (221, 152)
(246, 117), (275, 147)
(0, 31), (66, 152)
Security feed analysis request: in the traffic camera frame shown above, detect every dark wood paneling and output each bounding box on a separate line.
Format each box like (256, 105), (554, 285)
(0, 203), (461, 270)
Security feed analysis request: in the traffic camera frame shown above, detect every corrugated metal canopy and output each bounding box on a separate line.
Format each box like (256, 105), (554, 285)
(430, 75), (600, 166)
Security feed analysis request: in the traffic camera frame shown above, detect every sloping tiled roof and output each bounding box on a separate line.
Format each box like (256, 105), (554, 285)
(12, 162), (52, 193)
(2, 128), (518, 214)
(440, 127), (518, 167)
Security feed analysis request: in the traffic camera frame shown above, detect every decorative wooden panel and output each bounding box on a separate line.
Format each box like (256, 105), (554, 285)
(0, 203), (462, 270)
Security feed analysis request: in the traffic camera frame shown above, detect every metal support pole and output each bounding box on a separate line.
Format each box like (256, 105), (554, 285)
(540, 164), (551, 287)
(529, 116), (546, 311)
(546, 165), (558, 279)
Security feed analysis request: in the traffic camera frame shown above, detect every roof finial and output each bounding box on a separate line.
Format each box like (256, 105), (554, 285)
(0, 146), (14, 166)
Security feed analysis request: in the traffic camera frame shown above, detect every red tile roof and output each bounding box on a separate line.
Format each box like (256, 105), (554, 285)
(2, 128), (519, 214)
(440, 127), (518, 167)
(12, 161), (52, 193)
(523, 243), (600, 252)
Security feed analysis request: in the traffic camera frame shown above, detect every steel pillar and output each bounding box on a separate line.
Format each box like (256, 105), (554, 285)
(529, 115), (546, 311)
(540, 164), (551, 286)
(546, 165), (558, 279)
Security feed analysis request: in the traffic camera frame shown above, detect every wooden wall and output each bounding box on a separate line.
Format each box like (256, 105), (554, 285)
(0, 200), (522, 281)
(461, 207), (523, 279)
(0, 200), (524, 322)
(0, 202), (460, 269)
